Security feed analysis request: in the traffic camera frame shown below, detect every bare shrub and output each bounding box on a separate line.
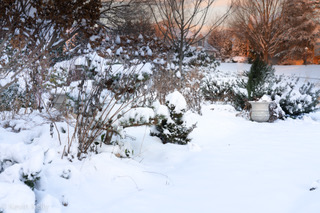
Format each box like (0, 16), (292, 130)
(64, 62), (150, 159)
(148, 65), (205, 114)
(182, 68), (204, 114)
(148, 65), (180, 105)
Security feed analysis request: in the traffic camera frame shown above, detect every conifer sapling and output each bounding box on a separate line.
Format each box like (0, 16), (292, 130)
(151, 91), (196, 145)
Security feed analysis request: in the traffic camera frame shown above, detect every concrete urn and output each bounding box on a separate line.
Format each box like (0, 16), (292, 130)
(249, 101), (272, 122)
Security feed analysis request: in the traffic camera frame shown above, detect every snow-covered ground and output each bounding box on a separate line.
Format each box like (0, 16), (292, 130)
(1, 63), (320, 213)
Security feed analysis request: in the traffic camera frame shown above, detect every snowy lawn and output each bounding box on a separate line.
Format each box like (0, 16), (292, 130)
(1, 103), (320, 213)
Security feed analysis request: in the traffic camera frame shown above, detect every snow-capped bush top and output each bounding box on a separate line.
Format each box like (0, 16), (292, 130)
(165, 91), (187, 113)
(152, 100), (170, 118)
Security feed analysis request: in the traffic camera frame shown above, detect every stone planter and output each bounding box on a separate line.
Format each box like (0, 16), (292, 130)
(249, 101), (272, 122)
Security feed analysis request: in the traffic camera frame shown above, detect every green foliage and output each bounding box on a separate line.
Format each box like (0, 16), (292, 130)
(246, 57), (275, 100)
(20, 172), (41, 190)
(278, 81), (320, 116)
(49, 68), (69, 87)
(151, 102), (196, 145)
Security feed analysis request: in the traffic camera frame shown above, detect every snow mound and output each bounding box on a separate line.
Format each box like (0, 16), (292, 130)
(37, 194), (62, 213)
(165, 91), (187, 113)
(0, 182), (35, 213)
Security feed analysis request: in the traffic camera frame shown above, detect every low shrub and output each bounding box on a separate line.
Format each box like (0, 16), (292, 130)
(201, 77), (235, 103)
(151, 91), (196, 145)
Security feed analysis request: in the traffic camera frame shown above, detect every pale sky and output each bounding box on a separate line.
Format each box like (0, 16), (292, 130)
(203, 0), (234, 32)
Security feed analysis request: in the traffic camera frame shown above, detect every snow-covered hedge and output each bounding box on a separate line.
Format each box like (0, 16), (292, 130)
(201, 64), (320, 118)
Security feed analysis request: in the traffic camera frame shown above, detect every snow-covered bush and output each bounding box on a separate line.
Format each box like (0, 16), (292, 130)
(236, 76), (319, 117)
(201, 77), (235, 103)
(0, 81), (43, 115)
(150, 55), (218, 115)
(186, 50), (217, 67)
(170, 47), (218, 69)
(277, 81), (320, 116)
(0, 143), (46, 192)
(202, 59), (320, 118)
(228, 58), (276, 110)
(151, 91), (196, 145)
(60, 57), (152, 158)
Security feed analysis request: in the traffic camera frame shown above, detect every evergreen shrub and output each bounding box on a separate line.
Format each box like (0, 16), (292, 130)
(151, 92), (196, 145)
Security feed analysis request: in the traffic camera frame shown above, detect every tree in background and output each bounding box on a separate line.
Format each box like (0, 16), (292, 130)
(230, 0), (320, 64)
(276, 0), (319, 64)
(110, 1), (154, 36)
(148, 0), (234, 74)
(230, 0), (286, 63)
(208, 27), (250, 60)
(208, 28), (233, 59)
(99, 0), (149, 31)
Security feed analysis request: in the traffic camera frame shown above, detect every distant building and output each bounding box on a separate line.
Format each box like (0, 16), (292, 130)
(193, 35), (220, 58)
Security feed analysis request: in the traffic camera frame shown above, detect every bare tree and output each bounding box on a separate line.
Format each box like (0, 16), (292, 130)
(148, 0), (234, 74)
(99, 0), (148, 30)
(114, 2), (154, 36)
(208, 27), (234, 59)
(230, 0), (286, 63)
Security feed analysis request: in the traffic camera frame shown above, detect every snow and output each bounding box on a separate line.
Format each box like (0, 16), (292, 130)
(116, 47), (123, 55)
(115, 35), (121, 44)
(153, 100), (170, 117)
(259, 94), (272, 102)
(176, 70), (181, 78)
(36, 194), (61, 213)
(0, 182), (35, 213)
(1, 63), (320, 213)
(165, 91), (187, 112)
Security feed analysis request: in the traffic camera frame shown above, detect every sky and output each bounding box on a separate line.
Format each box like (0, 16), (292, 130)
(200, 0), (234, 32)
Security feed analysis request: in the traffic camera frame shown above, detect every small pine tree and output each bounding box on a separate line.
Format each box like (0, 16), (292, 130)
(246, 57), (275, 100)
(151, 92), (196, 145)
